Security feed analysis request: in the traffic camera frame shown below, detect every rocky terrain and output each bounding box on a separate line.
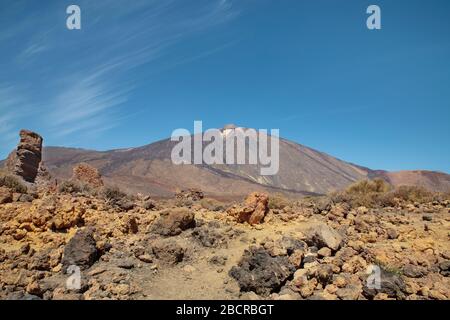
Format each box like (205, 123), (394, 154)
(0, 130), (449, 300)
(1, 172), (449, 300)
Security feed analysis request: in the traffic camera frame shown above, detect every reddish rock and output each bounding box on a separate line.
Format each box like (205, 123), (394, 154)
(228, 192), (269, 225)
(72, 163), (104, 188)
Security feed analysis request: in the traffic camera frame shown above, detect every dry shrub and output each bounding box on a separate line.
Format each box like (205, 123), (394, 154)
(175, 197), (193, 208)
(345, 178), (391, 195)
(268, 193), (290, 210)
(0, 173), (28, 193)
(332, 178), (446, 209)
(200, 198), (225, 211)
(101, 186), (127, 203)
(331, 178), (391, 208)
(58, 180), (93, 196)
(389, 185), (433, 203)
(445, 191), (450, 201)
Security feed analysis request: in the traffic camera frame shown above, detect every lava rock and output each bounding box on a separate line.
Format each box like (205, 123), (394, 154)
(362, 268), (406, 299)
(402, 264), (429, 278)
(175, 188), (204, 201)
(229, 247), (296, 296)
(61, 228), (99, 271)
(151, 208), (195, 236)
(192, 225), (227, 248)
(439, 261), (450, 276)
(29, 249), (51, 271)
(151, 239), (185, 265)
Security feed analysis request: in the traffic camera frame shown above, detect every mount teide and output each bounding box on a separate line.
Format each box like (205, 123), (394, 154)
(3, 127), (441, 198)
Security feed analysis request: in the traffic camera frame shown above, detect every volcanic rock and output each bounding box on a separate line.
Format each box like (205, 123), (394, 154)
(151, 239), (185, 265)
(192, 222), (228, 248)
(438, 261), (450, 276)
(362, 268), (406, 299)
(6, 130), (43, 183)
(304, 223), (343, 251)
(229, 247), (296, 295)
(150, 208), (195, 236)
(175, 188), (204, 201)
(29, 249), (51, 271)
(402, 264), (429, 278)
(228, 192), (269, 225)
(61, 228), (99, 271)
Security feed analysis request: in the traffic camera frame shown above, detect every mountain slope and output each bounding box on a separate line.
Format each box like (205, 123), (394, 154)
(3, 129), (448, 198)
(374, 170), (450, 193)
(40, 135), (372, 198)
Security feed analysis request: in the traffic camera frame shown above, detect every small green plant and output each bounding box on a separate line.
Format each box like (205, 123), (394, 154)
(0, 173), (28, 193)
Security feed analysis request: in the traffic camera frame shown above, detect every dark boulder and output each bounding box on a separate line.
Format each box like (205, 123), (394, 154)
(61, 228), (99, 271)
(229, 247), (296, 296)
(402, 264), (429, 278)
(362, 268), (406, 299)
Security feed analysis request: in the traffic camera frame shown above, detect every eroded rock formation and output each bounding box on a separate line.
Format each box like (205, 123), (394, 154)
(6, 130), (43, 183)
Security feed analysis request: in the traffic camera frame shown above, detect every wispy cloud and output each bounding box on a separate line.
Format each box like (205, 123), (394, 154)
(16, 29), (53, 64)
(43, 0), (240, 136)
(0, 84), (32, 149)
(0, 0), (242, 155)
(280, 105), (373, 122)
(48, 70), (132, 137)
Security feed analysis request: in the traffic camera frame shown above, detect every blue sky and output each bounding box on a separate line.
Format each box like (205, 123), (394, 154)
(0, 0), (449, 173)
